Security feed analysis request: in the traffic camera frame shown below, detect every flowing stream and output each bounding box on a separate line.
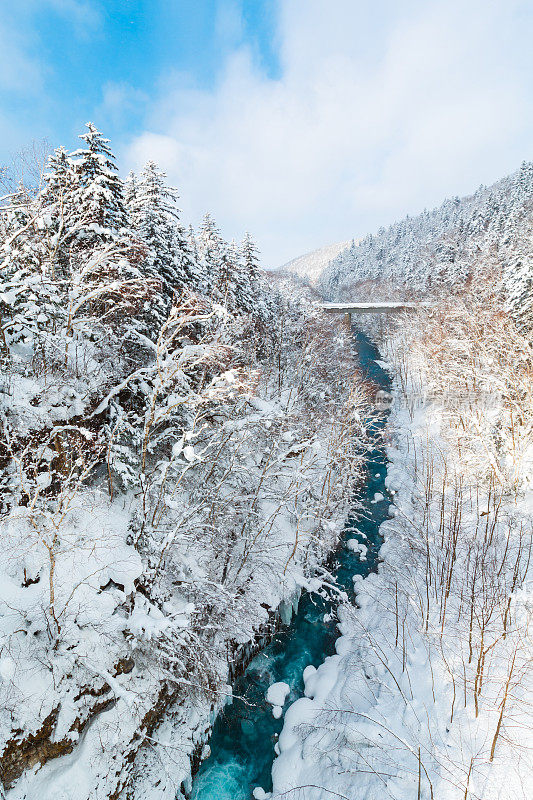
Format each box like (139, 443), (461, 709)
(189, 331), (391, 800)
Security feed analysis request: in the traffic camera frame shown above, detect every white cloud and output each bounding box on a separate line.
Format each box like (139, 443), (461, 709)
(27, 0), (102, 32)
(0, 1), (102, 156)
(125, 0), (533, 267)
(0, 18), (44, 95)
(98, 82), (149, 127)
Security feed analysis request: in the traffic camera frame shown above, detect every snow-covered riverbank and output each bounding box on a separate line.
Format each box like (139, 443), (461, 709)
(269, 313), (533, 800)
(183, 330), (390, 800)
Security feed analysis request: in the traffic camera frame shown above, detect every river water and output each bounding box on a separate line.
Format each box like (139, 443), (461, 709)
(189, 331), (391, 800)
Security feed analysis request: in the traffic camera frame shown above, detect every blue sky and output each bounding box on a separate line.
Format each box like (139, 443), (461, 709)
(0, 1), (279, 157)
(1, 0), (532, 266)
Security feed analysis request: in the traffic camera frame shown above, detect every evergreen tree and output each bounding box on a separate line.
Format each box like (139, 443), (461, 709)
(516, 161), (533, 202)
(217, 241), (241, 311)
(197, 213), (223, 297)
(41, 145), (72, 206)
(68, 122), (128, 248)
(138, 162), (201, 294)
(187, 223), (199, 262)
(504, 228), (533, 334)
(241, 231), (260, 280)
(0, 195), (65, 364)
(124, 170), (139, 213)
(40, 145), (76, 279)
(55, 125), (150, 338)
(239, 232), (263, 314)
(126, 162), (203, 336)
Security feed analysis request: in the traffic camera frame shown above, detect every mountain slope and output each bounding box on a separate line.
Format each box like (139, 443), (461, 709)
(281, 240), (351, 284)
(319, 162), (533, 327)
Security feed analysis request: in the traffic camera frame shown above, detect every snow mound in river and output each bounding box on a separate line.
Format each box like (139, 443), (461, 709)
(266, 681), (290, 707)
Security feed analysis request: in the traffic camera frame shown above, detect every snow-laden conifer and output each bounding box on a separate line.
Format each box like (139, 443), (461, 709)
(197, 212), (224, 297)
(129, 161), (203, 315)
(68, 122), (128, 247)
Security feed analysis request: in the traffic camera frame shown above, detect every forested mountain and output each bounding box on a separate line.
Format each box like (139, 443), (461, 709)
(319, 162), (533, 329)
(0, 125), (364, 799)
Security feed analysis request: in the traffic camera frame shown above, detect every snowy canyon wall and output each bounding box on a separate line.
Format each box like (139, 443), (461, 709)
(0, 126), (370, 799)
(271, 301), (533, 800)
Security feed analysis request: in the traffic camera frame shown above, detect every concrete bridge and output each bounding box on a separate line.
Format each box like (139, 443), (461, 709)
(321, 302), (427, 326)
(321, 302), (422, 315)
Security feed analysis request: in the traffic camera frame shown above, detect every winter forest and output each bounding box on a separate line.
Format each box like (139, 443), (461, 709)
(0, 124), (365, 799)
(1, 116), (532, 800)
(0, 91), (532, 800)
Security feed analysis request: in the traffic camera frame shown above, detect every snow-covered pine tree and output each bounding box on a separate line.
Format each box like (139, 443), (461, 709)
(124, 163), (168, 337)
(516, 160), (533, 204)
(197, 213), (224, 298)
(208, 236), (263, 318)
(124, 170), (139, 210)
(504, 224), (533, 334)
(39, 145), (77, 280)
(237, 232), (258, 313)
(68, 123), (128, 248)
(216, 241), (238, 311)
(40, 146), (72, 206)
(129, 161), (203, 320)
(241, 232), (260, 280)
(0, 180), (62, 341)
(187, 223), (199, 262)
(57, 125), (150, 339)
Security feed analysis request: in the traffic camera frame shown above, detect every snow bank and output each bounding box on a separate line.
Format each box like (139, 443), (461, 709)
(266, 682), (290, 707)
(270, 343), (533, 800)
